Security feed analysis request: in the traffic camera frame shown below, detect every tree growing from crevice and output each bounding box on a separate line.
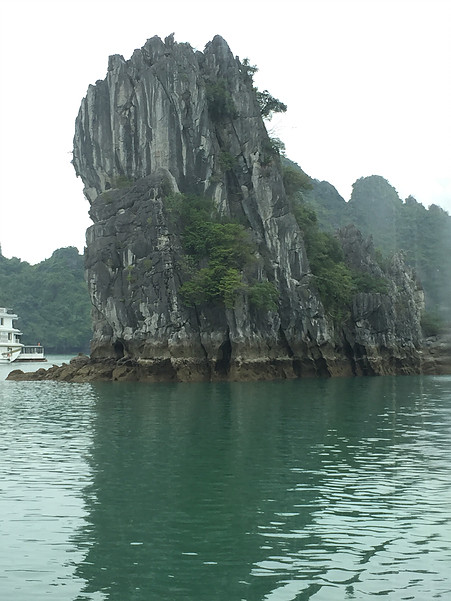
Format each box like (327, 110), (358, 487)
(164, 193), (278, 311)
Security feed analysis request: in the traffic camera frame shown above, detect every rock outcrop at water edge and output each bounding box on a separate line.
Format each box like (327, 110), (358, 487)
(8, 34), (429, 382)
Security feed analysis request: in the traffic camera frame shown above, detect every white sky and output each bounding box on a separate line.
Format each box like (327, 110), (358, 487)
(1, 0), (450, 264)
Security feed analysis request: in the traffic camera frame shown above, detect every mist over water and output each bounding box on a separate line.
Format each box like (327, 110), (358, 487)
(1, 376), (450, 600)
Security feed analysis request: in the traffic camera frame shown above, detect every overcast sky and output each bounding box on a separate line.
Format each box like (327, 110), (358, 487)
(1, 0), (450, 264)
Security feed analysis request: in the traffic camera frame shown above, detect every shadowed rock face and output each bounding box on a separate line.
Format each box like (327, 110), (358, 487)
(338, 225), (424, 375)
(65, 34), (426, 382)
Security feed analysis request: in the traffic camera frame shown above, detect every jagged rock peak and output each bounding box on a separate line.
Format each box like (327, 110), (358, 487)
(73, 34), (265, 205)
(350, 175), (402, 207)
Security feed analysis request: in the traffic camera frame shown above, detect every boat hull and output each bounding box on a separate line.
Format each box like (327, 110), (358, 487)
(0, 344), (24, 363)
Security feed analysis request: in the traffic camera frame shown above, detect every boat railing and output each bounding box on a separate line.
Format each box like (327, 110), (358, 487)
(21, 346), (45, 355)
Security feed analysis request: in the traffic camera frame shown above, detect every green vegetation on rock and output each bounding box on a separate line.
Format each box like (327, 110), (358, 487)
(285, 164), (451, 325)
(340, 178), (450, 321)
(206, 79), (238, 122)
(165, 193), (278, 310)
(284, 166), (390, 323)
(248, 281), (279, 311)
(240, 58), (287, 120)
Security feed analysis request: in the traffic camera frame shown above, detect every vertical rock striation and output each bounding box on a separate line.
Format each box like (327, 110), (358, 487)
(69, 34), (424, 381)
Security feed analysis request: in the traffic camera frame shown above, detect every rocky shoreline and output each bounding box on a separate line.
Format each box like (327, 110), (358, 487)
(7, 333), (451, 383)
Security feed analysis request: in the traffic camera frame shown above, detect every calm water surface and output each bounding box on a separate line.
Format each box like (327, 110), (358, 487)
(0, 369), (450, 600)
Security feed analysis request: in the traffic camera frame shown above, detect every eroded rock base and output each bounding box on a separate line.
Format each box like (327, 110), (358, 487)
(8, 345), (444, 384)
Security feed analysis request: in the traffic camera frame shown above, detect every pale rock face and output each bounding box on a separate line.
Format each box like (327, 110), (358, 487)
(73, 35), (424, 381)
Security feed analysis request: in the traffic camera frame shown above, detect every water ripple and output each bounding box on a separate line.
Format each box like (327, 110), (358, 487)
(1, 376), (451, 600)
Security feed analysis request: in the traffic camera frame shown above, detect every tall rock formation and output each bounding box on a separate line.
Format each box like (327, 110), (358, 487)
(67, 34), (424, 382)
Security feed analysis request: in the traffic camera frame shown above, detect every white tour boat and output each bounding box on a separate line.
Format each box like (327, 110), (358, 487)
(0, 307), (47, 363)
(0, 307), (24, 363)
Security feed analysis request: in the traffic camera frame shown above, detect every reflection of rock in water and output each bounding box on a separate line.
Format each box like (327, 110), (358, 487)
(70, 383), (284, 600)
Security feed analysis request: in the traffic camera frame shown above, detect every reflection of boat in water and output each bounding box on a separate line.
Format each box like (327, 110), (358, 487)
(0, 307), (23, 363)
(0, 307), (46, 363)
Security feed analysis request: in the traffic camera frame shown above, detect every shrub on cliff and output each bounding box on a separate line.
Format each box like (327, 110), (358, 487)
(240, 58), (287, 120)
(165, 193), (278, 311)
(286, 166), (391, 323)
(206, 80), (238, 122)
(248, 281), (279, 311)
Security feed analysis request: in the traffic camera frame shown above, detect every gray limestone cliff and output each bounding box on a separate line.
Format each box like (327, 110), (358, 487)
(17, 35), (426, 382)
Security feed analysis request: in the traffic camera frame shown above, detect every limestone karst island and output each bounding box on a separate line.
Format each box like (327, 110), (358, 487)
(8, 34), (451, 382)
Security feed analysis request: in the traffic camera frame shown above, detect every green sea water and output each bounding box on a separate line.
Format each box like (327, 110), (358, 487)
(1, 373), (450, 600)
